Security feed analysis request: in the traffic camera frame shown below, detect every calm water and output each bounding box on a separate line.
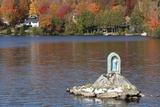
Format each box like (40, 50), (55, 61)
(0, 36), (159, 107)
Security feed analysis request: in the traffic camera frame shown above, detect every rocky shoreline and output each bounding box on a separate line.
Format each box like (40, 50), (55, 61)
(67, 73), (141, 101)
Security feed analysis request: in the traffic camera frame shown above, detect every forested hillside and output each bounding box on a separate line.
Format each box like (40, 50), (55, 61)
(0, 0), (159, 36)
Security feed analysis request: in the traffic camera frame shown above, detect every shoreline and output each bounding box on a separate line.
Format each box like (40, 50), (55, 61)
(0, 35), (149, 37)
(0, 34), (156, 39)
(0, 28), (158, 39)
(0, 31), (151, 37)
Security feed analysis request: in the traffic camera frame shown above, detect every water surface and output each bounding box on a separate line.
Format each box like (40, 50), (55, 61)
(0, 36), (159, 107)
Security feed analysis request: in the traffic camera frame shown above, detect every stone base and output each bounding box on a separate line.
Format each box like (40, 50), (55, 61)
(67, 73), (141, 101)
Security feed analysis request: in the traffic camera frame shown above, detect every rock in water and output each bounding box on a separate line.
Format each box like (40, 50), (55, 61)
(67, 73), (141, 101)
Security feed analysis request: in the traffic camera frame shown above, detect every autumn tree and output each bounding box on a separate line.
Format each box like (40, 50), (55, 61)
(87, 2), (100, 14)
(29, 0), (38, 17)
(75, 1), (100, 16)
(49, 3), (59, 17)
(52, 16), (64, 33)
(98, 6), (125, 28)
(36, 0), (52, 28)
(17, 0), (30, 23)
(38, 2), (50, 15)
(148, 10), (159, 32)
(130, 0), (160, 33)
(98, 0), (110, 8)
(136, 0), (151, 21)
(125, 0), (136, 15)
(130, 5), (144, 33)
(147, 0), (160, 32)
(56, 4), (72, 19)
(75, 1), (88, 15)
(0, 0), (17, 25)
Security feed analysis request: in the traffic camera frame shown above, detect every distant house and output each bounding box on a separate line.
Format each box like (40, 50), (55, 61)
(2, 18), (10, 25)
(24, 16), (39, 27)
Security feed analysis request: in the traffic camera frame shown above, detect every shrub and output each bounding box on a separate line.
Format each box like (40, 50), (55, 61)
(6, 27), (12, 35)
(155, 27), (160, 38)
(19, 26), (25, 35)
(31, 27), (44, 35)
(14, 28), (19, 35)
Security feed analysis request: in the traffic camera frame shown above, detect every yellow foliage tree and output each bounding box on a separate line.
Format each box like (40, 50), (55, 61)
(39, 15), (52, 28)
(29, 0), (38, 17)
(49, 3), (59, 17)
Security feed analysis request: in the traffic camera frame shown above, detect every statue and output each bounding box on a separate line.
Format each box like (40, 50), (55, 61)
(111, 56), (119, 72)
(107, 52), (121, 74)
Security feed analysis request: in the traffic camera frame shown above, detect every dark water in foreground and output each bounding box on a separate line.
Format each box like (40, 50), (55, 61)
(0, 36), (159, 107)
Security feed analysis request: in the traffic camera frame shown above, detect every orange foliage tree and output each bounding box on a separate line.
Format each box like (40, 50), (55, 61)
(87, 3), (100, 14)
(75, 1), (100, 15)
(148, 10), (159, 32)
(36, 0), (52, 28)
(0, 0), (17, 25)
(39, 15), (52, 28)
(75, 1), (88, 15)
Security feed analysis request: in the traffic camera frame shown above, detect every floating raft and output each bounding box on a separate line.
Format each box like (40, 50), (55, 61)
(67, 73), (141, 101)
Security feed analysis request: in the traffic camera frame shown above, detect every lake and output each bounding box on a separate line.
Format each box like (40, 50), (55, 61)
(0, 36), (159, 107)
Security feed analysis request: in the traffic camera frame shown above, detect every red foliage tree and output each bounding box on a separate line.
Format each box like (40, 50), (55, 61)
(38, 3), (50, 15)
(56, 4), (72, 19)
